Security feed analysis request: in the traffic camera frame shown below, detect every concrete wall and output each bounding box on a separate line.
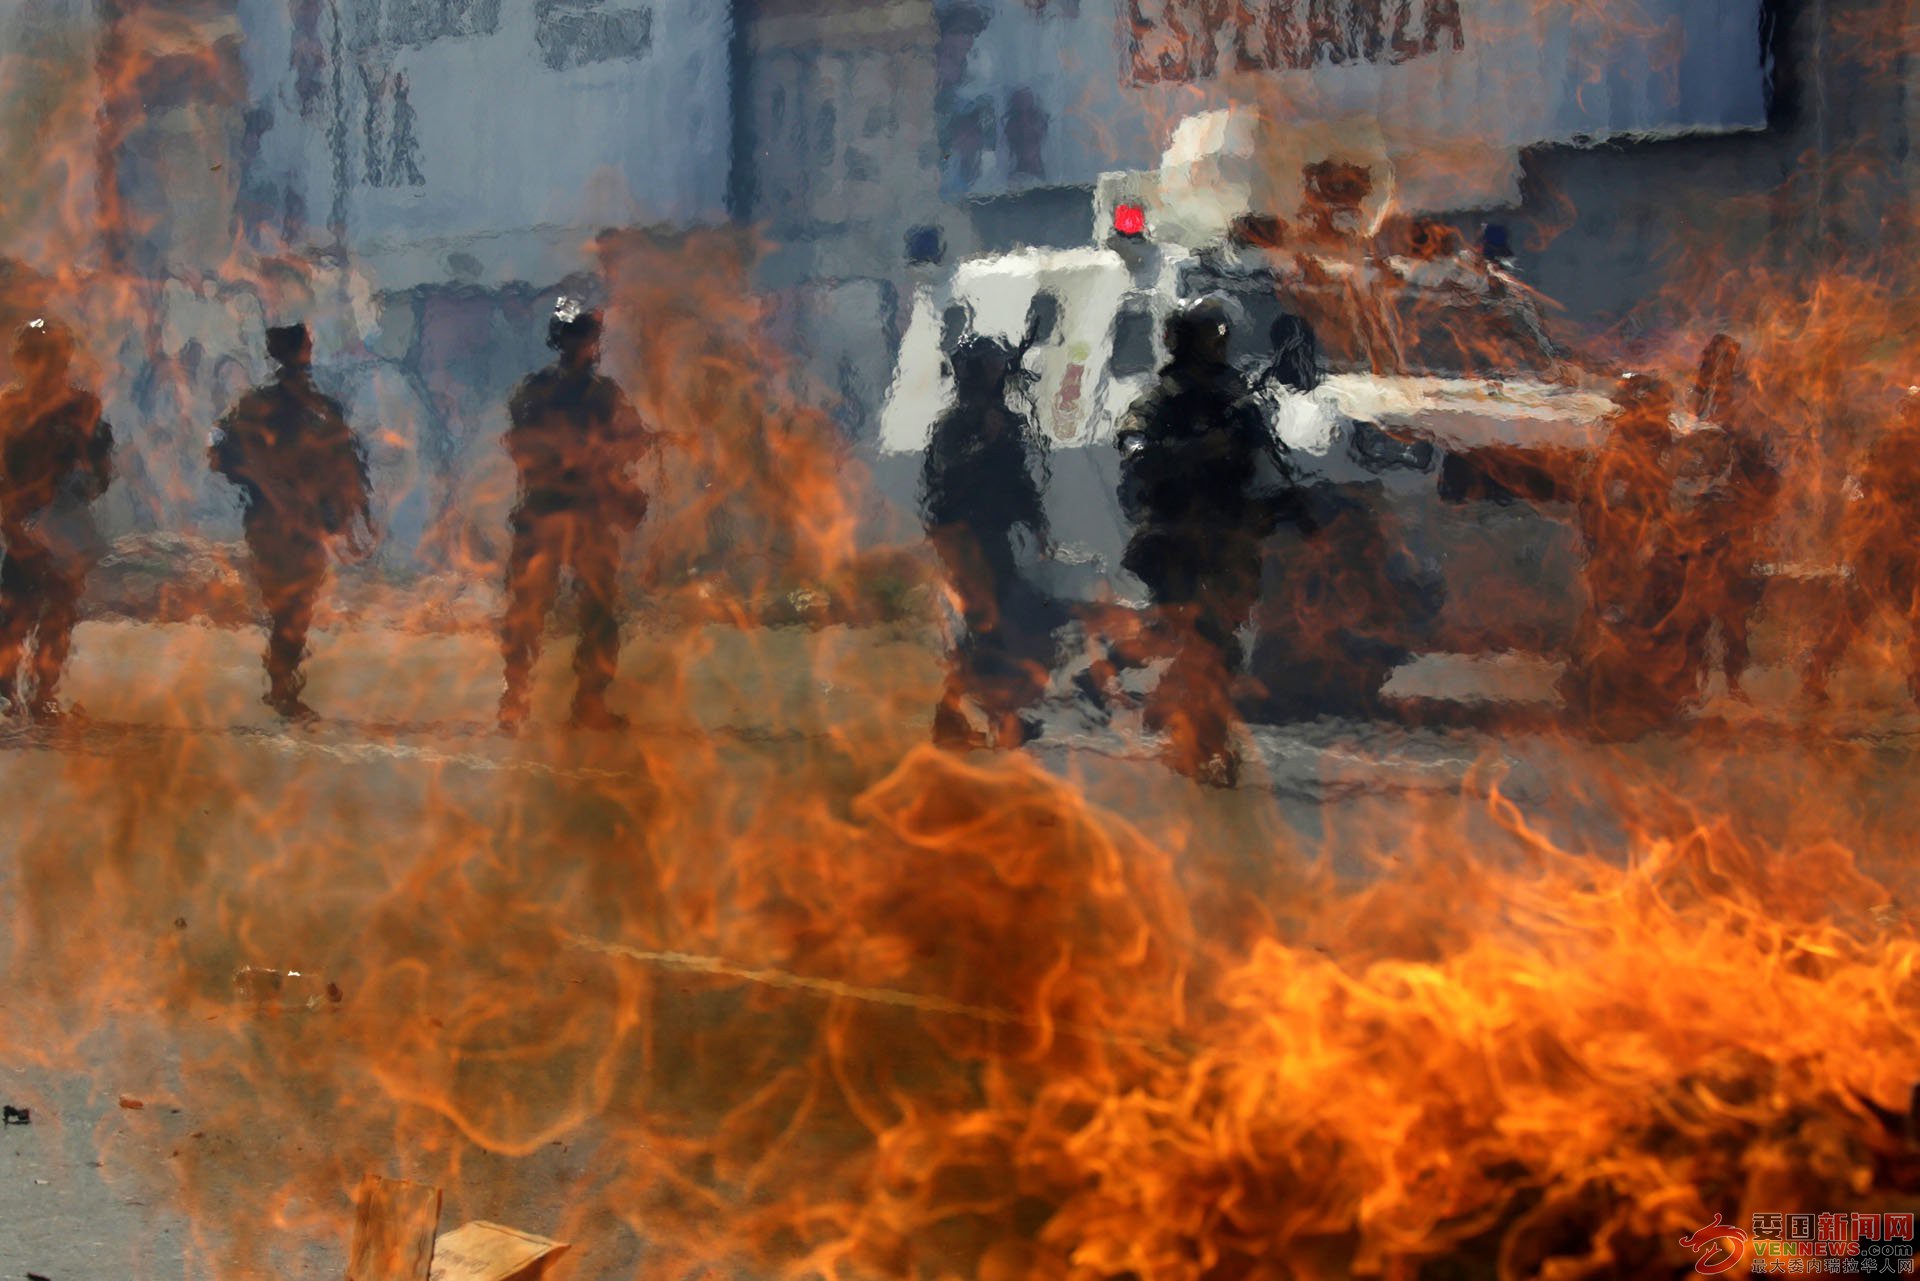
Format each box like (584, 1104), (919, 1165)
(0, 0), (105, 265)
(10, 0), (737, 577)
(930, 0), (1768, 206)
(737, 0), (942, 442)
(236, 0), (731, 288)
(1480, 0), (1918, 340)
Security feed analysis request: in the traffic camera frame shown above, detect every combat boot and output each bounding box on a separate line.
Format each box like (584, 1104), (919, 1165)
(1192, 747), (1241, 789)
(264, 691), (320, 724)
(568, 694), (629, 732)
(497, 681), (530, 735)
(26, 697), (78, 726)
(930, 692), (989, 750)
(264, 673), (319, 724)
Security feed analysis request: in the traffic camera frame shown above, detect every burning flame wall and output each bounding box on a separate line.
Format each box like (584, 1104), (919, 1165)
(9, 668), (1920, 1278)
(1, 1), (1920, 1280)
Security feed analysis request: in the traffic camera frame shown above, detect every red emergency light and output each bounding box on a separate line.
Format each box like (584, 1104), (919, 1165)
(1113, 203), (1146, 237)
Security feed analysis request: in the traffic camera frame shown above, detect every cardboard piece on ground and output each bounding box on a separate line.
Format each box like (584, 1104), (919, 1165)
(347, 1175), (443, 1281)
(428, 1221), (569, 1281)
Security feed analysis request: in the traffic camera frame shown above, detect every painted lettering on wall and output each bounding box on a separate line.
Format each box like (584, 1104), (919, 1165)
(383, 0), (502, 48)
(1126, 0), (1466, 85)
(357, 67), (426, 188)
(534, 1), (654, 71)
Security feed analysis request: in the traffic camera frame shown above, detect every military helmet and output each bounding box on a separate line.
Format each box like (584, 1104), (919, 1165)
(1613, 372), (1678, 442)
(948, 334), (1016, 385)
(547, 296), (604, 352)
(1163, 296), (1234, 365)
(265, 323), (311, 367)
(14, 316), (75, 371)
(1614, 370), (1674, 406)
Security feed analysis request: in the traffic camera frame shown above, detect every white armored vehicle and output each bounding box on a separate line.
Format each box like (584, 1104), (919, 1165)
(878, 109), (1642, 711)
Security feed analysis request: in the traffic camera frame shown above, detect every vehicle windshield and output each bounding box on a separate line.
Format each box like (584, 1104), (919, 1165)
(1178, 261), (1563, 382)
(1110, 302), (1157, 377)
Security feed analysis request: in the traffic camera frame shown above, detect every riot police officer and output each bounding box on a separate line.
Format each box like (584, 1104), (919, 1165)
(1116, 298), (1292, 784)
(919, 334), (1058, 748)
(209, 323), (374, 723)
(497, 299), (656, 733)
(0, 318), (114, 723)
(1245, 312), (1442, 723)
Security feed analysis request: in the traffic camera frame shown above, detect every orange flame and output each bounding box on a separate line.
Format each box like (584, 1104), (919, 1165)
(0, 3), (1918, 1281)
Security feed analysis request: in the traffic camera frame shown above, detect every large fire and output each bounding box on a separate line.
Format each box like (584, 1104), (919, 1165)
(1, 2), (1918, 1280)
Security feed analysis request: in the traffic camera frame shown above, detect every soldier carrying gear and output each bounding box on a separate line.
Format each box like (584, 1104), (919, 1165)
(1558, 371), (1694, 735)
(1676, 333), (1780, 702)
(209, 323), (375, 724)
(919, 333), (1059, 749)
(0, 317), (114, 723)
(1804, 387), (1920, 705)
(1116, 297), (1299, 785)
(497, 298), (658, 733)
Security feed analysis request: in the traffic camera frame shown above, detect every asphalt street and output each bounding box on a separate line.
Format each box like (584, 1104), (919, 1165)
(3, 619), (1919, 1279)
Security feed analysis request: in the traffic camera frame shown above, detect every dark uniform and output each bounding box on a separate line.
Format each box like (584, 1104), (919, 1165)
(209, 324), (372, 722)
(1245, 314), (1443, 722)
(1117, 299), (1295, 784)
(1677, 334), (1780, 700)
(919, 336), (1059, 748)
(0, 319), (113, 722)
(1804, 389), (1920, 704)
(498, 301), (654, 732)
(1558, 374), (1695, 734)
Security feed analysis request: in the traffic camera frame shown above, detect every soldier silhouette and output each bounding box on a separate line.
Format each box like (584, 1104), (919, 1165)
(919, 333), (1059, 748)
(0, 318), (114, 723)
(1804, 387), (1920, 705)
(209, 323), (374, 723)
(497, 298), (657, 733)
(1558, 372), (1694, 734)
(1117, 298), (1299, 784)
(1677, 334), (1780, 702)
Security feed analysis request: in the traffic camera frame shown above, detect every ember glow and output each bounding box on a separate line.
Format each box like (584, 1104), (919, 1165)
(1, 2), (1918, 1280)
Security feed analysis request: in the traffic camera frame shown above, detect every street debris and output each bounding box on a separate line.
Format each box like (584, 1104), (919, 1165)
(344, 1173), (569, 1281)
(234, 965), (338, 1011)
(428, 1222), (569, 1281)
(116, 1095), (144, 1110)
(2, 1105), (29, 1125)
(347, 1174), (442, 1281)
